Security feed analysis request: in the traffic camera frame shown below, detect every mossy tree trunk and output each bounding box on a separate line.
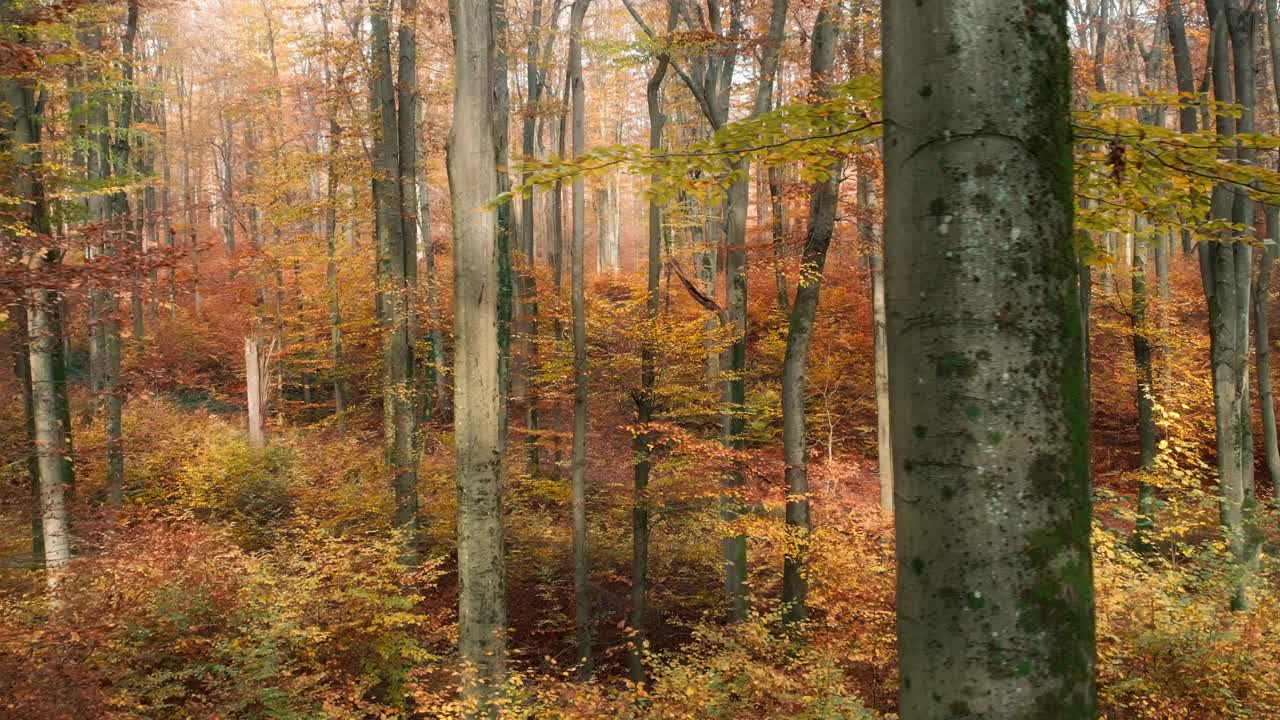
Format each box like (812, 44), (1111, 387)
(883, 0), (1097, 712)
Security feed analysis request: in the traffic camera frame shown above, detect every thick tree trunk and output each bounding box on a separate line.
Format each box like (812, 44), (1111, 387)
(883, 0), (1097, 712)
(1200, 0), (1262, 611)
(780, 2), (835, 627)
(568, 0), (593, 673)
(448, 0), (507, 707)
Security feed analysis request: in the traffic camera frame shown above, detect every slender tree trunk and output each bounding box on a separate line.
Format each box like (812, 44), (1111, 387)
(1260, 0), (1280, 490)
(448, 0), (507, 707)
(519, 0), (545, 472)
(372, 0), (418, 552)
(1132, 227), (1157, 546)
(872, 253), (892, 512)
(1167, 0), (1199, 254)
(1256, 209), (1280, 489)
(493, 0), (514, 442)
(628, 10), (672, 683)
(567, 0), (593, 673)
(883, 0), (1097, 712)
(321, 3), (347, 423)
(781, 2), (835, 627)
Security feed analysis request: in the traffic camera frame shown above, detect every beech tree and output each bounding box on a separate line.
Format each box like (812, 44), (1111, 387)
(448, 0), (507, 708)
(883, 0), (1097, 714)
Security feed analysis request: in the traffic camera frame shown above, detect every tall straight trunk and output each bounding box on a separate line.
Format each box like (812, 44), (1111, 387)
(871, 253), (892, 511)
(29, 280), (72, 593)
(857, 152), (893, 512)
(372, 0), (418, 551)
(883, 0), (1097, 712)
(4, 76), (50, 563)
(493, 0), (514, 439)
(1260, 0), (1280, 489)
(448, 0), (507, 708)
(780, 2), (835, 627)
(1257, 211), (1280, 488)
(178, 69), (200, 315)
(1132, 229), (1157, 545)
(519, 0), (545, 472)
(715, 0), (754, 624)
(219, 112), (236, 256)
(11, 75), (73, 586)
(102, 0), (139, 506)
(1200, 0), (1261, 611)
(397, 0), (421, 537)
(629, 33), (670, 683)
(567, 0), (593, 673)
(320, 3), (347, 423)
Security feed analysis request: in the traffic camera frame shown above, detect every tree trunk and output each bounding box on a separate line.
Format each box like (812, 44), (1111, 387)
(372, 0), (418, 552)
(872, 253), (892, 512)
(448, 0), (507, 707)
(103, 0), (139, 506)
(1132, 229), (1157, 546)
(628, 9), (672, 682)
(780, 1), (835, 627)
(883, 0), (1097, 712)
(519, 0), (545, 472)
(245, 337), (267, 448)
(1199, 0), (1261, 611)
(320, 3), (347, 424)
(1256, 209), (1280, 490)
(568, 0), (593, 673)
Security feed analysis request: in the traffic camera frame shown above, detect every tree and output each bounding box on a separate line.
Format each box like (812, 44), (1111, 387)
(627, 0), (674, 684)
(448, 0), (507, 708)
(883, 0), (1096, 714)
(567, 0), (593, 673)
(371, 0), (419, 551)
(780, 0), (834, 626)
(1200, 0), (1262, 611)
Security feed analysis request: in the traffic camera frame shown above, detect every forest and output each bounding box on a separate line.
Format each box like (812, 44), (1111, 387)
(2, 0), (1280, 716)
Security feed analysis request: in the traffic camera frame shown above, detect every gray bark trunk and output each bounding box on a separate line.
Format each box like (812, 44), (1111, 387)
(780, 1), (834, 627)
(627, 6), (673, 682)
(883, 0), (1097, 712)
(447, 0), (507, 707)
(568, 0), (593, 673)
(1200, 0), (1262, 611)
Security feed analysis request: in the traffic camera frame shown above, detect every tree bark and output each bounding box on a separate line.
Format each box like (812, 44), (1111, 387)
(448, 0), (507, 708)
(780, 1), (835, 627)
(628, 7), (672, 683)
(883, 0), (1097, 712)
(568, 0), (593, 674)
(1256, 209), (1280, 490)
(1200, 0), (1262, 611)
(372, 0), (419, 552)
